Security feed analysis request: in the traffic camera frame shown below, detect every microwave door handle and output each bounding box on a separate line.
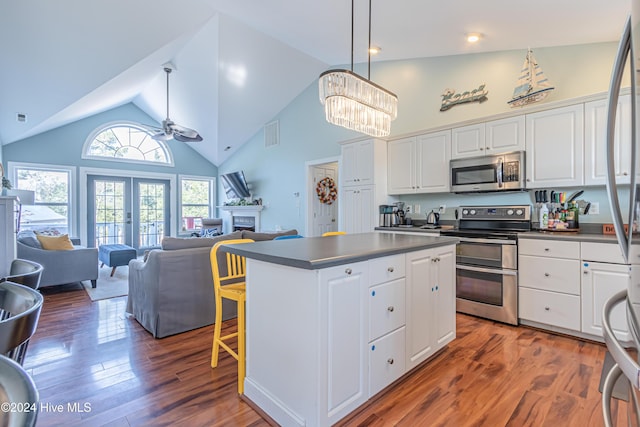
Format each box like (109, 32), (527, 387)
(497, 159), (503, 188)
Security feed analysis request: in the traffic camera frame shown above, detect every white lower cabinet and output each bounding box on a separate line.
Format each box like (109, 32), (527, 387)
(581, 243), (631, 342)
(369, 327), (406, 396)
(405, 245), (456, 371)
(518, 239), (581, 331)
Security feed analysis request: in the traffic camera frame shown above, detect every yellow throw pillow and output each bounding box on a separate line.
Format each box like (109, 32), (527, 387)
(36, 234), (75, 250)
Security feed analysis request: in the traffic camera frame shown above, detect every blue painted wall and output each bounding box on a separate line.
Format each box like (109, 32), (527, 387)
(219, 42), (622, 232)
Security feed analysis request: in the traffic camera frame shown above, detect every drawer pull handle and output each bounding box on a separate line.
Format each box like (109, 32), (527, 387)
(544, 273), (550, 277)
(345, 268), (352, 275)
(545, 306), (550, 311)
(583, 270), (589, 274)
(387, 267), (394, 273)
(387, 306), (394, 312)
(387, 358), (394, 365)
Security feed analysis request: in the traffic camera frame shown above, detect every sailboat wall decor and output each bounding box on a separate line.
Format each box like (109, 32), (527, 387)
(508, 49), (555, 107)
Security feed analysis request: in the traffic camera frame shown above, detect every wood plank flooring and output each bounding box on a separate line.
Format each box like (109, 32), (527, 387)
(24, 283), (625, 426)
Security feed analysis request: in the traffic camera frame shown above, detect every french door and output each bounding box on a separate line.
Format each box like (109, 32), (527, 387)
(87, 175), (170, 253)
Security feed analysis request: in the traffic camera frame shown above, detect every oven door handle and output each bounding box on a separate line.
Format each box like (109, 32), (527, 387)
(456, 264), (518, 276)
(457, 237), (516, 245)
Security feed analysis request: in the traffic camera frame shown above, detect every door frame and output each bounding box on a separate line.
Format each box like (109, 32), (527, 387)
(305, 156), (341, 237)
(79, 167), (177, 247)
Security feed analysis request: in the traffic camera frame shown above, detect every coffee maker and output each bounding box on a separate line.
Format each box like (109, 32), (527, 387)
(393, 202), (406, 226)
(379, 205), (394, 227)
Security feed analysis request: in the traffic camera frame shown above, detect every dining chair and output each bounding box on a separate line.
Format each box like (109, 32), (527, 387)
(0, 259), (44, 290)
(273, 234), (304, 240)
(209, 238), (254, 394)
(321, 231), (346, 236)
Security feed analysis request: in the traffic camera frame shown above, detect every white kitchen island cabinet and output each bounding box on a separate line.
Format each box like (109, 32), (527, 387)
(224, 233), (458, 427)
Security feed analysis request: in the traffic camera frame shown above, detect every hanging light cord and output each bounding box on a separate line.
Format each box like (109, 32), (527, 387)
(368, 0), (372, 80)
(350, 0), (354, 72)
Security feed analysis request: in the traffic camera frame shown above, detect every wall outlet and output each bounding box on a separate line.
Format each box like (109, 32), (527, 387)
(414, 204), (421, 214)
(405, 205), (412, 213)
(439, 204), (446, 214)
(589, 202), (599, 215)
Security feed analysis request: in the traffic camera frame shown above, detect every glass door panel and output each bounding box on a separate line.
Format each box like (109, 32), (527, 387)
(89, 176), (131, 247)
(134, 179), (169, 250)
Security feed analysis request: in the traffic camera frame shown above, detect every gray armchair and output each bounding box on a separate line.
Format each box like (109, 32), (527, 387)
(16, 231), (98, 288)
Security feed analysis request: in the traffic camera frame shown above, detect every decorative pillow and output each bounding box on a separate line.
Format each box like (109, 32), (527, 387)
(35, 233), (75, 250)
(201, 228), (221, 238)
(17, 230), (42, 249)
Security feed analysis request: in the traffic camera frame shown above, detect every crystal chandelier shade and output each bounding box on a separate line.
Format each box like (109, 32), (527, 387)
(319, 70), (397, 138)
(318, 1), (398, 137)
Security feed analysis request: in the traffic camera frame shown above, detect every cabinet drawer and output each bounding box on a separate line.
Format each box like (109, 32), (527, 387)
(519, 255), (581, 295)
(519, 239), (580, 259)
(519, 287), (581, 331)
(369, 326), (405, 397)
(581, 242), (625, 264)
(369, 254), (405, 286)
(369, 278), (406, 341)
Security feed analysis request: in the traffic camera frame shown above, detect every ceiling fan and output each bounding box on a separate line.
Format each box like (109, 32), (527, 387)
(149, 64), (202, 143)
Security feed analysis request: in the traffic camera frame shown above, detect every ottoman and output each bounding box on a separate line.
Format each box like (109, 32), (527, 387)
(99, 244), (137, 277)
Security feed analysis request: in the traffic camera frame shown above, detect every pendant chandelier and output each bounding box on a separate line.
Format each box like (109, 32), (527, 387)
(318, 0), (398, 138)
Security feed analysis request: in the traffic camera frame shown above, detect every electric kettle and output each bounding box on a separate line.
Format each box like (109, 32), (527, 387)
(426, 210), (440, 227)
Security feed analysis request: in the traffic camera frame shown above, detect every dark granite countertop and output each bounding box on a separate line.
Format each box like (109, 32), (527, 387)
(223, 232), (459, 270)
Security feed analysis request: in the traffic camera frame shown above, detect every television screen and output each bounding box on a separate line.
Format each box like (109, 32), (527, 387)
(221, 171), (251, 199)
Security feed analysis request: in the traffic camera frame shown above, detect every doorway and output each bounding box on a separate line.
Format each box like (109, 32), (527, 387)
(87, 175), (170, 253)
(307, 159), (339, 237)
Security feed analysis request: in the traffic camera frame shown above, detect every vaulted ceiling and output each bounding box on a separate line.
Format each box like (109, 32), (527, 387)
(0, 0), (629, 166)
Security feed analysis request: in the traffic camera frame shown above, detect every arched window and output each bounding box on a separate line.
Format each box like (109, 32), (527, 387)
(82, 122), (174, 166)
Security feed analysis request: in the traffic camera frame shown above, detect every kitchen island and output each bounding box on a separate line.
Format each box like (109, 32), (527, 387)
(224, 232), (458, 427)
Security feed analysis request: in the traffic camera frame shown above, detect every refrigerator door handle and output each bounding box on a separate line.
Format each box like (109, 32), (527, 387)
(606, 15), (632, 263)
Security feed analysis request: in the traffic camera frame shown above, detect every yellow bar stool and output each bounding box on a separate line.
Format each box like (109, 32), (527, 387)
(210, 238), (254, 394)
(322, 231), (346, 236)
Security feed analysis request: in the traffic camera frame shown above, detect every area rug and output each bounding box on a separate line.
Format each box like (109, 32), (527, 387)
(82, 265), (129, 301)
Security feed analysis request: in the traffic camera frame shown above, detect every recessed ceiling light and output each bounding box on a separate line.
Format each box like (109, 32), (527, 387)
(368, 46), (382, 55)
(466, 33), (483, 43)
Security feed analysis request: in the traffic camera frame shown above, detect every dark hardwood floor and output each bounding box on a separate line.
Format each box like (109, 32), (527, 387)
(25, 284), (624, 426)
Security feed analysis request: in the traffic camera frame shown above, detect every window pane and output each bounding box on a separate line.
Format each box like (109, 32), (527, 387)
(16, 168), (70, 235)
(86, 124), (171, 164)
(180, 178), (212, 231)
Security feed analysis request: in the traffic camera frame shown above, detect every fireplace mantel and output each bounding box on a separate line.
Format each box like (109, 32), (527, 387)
(219, 205), (264, 232)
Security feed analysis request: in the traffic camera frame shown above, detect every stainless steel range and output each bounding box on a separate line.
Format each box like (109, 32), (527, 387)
(440, 205), (531, 325)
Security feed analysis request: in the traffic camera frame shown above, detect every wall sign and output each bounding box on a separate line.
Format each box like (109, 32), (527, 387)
(440, 84), (488, 111)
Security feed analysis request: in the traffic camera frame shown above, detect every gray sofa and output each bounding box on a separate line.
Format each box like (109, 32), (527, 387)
(126, 229), (298, 338)
(16, 231), (99, 288)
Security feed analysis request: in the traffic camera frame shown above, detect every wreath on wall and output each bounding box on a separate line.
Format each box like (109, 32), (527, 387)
(316, 177), (337, 205)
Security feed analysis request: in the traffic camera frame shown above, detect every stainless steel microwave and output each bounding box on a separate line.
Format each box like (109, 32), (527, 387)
(450, 151), (526, 193)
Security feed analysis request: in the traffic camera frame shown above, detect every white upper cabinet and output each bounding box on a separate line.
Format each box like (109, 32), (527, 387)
(342, 140), (375, 186)
(451, 123), (486, 159)
(485, 116), (526, 154)
(525, 104), (584, 188)
(451, 116), (525, 160)
(584, 94), (634, 185)
(387, 130), (451, 195)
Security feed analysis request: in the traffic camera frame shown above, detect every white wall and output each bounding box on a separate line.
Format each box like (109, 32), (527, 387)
(219, 42), (621, 232)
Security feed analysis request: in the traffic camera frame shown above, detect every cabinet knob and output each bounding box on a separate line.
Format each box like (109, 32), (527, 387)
(544, 273), (550, 277)
(345, 268), (352, 275)
(479, 147), (484, 150)
(544, 248), (550, 252)
(387, 358), (394, 365)
(544, 306), (550, 311)
(387, 306), (395, 312)
(526, 178), (531, 182)
(624, 172), (629, 176)
(583, 270), (589, 274)
(387, 266), (394, 273)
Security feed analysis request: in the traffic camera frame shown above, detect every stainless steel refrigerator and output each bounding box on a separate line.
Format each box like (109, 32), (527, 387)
(603, 1), (640, 424)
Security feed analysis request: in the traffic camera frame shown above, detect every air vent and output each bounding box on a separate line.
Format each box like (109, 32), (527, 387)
(16, 113), (27, 123)
(264, 120), (279, 148)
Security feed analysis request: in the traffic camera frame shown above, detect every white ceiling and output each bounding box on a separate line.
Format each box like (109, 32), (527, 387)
(0, 0), (630, 166)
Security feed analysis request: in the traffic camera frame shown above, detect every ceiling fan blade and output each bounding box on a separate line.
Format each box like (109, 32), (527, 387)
(152, 132), (172, 141)
(174, 132), (203, 143)
(170, 123), (199, 139)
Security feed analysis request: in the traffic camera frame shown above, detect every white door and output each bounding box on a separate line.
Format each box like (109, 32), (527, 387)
(312, 163), (338, 236)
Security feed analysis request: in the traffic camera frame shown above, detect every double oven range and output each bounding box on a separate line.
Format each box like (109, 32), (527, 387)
(440, 205), (531, 326)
